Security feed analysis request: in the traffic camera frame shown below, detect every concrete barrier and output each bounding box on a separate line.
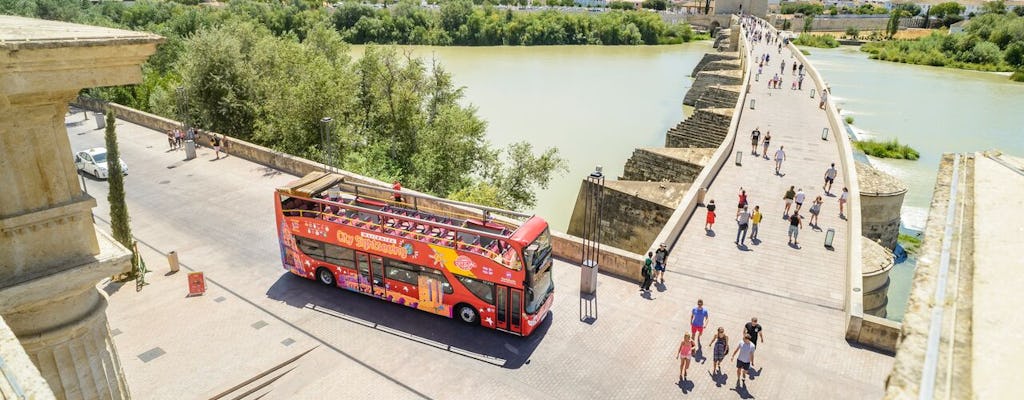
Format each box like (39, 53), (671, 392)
(787, 33), (882, 343)
(650, 16), (751, 256)
(71, 97), (644, 282)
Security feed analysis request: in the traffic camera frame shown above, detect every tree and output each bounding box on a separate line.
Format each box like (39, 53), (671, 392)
(887, 10), (906, 39)
(803, 15), (814, 33)
(642, 0), (667, 11)
(782, 19), (792, 31)
(1004, 41), (1024, 68)
(104, 108), (138, 279)
(982, 0), (1007, 15)
(930, 1), (966, 28)
(846, 26), (860, 40)
(894, 3), (922, 17)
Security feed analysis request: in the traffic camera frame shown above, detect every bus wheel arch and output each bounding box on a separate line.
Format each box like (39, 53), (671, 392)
(316, 267), (336, 286)
(455, 303), (479, 325)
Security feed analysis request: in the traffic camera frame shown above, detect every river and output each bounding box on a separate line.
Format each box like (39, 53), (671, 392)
(352, 43), (711, 230)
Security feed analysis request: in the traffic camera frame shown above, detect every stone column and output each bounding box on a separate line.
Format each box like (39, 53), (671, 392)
(0, 16), (162, 399)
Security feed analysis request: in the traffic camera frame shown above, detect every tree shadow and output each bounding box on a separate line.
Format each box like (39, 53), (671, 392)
(265, 272), (549, 369)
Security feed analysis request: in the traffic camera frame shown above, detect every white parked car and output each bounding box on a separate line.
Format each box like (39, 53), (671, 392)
(74, 147), (128, 179)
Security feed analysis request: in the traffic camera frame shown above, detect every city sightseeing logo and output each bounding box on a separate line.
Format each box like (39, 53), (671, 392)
(336, 231), (406, 259)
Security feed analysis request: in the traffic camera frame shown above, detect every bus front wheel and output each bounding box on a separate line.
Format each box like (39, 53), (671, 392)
(316, 267), (335, 287)
(456, 304), (478, 325)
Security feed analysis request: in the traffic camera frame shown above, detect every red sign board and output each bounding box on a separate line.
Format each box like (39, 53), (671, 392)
(187, 272), (206, 296)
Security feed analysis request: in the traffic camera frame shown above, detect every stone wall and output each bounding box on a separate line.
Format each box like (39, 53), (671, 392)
(665, 107), (734, 148)
(622, 147), (715, 184)
(566, 180), (690, 255)
(691, 52), (739, 77)
(683, 69), (742, 106)
(695, 85), (741, 110)
(781, 15), (922, 32)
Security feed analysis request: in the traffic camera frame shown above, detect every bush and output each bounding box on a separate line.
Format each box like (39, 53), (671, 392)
(793, 33), (840, 48)
(801, 48), (811, 55)
(844, 116), (855, 124)
(1011, 70), (1024, 81)
(854, 139), (920, 160)
(846, 26), (860, 40)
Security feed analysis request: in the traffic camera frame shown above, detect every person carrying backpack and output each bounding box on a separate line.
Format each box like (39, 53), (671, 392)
(640, 252), (654, 292)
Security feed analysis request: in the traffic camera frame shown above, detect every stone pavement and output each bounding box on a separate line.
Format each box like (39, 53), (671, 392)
(66, 35), (890, 398)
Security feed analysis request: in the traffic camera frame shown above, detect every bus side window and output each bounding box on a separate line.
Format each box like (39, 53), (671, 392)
(456, 276), (494, 304)
(296, 237), (325, 261)
(325, 244), (355, 270)
(422, 268), (454, 294)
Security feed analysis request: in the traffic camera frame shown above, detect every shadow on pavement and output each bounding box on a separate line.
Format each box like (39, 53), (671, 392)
(678, 378), (695, 393)
(730, 383), (755, 399)
(265, 272), (550, 369)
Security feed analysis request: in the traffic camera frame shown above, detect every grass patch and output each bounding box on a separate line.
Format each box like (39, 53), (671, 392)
(898, 233), (922, 254)
(844, 116), (855, 124)
(801, 49), (811, 55)
(793, 33), (840, 49)
(1012, 70), (1024, 82)
(854, 139), (920, 160)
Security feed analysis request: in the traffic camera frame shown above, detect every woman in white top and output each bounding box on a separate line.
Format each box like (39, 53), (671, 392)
(839, 187), (849, 218)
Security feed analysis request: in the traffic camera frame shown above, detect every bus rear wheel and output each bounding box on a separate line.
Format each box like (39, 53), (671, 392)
(456, 304), (478, 325)
(316, 267), (335, 286)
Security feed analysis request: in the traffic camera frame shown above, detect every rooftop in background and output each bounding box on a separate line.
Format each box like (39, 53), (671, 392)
(0, 15), (163, 50)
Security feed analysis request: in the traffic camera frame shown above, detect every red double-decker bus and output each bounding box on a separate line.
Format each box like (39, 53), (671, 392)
(274, 172), (554, 336)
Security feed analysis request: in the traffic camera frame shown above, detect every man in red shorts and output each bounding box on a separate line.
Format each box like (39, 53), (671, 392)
(691, 299), (710, 343)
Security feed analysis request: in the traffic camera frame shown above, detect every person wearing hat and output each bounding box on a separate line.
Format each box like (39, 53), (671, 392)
(654, 243), (669, 284)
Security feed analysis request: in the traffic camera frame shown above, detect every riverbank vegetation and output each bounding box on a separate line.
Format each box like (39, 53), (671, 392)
(861, 6), (1024, 81)
(0, 0), (576, 209)
(898, 233), (922, 254)
(854, 139), (921, 160)
(334, 0), (703, 45)
(793, 33), (840, 48)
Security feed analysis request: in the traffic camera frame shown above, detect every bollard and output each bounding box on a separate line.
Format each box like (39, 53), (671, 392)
(184, 140), (197, 160)
(94, 113), (106, 129)
(168, 251), (180, 273)
(735, 151), (743, 166)
(697, 187), (708, 206)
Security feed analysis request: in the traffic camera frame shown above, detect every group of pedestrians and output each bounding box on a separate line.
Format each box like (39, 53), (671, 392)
(165, 126), (227, 159)
(639, 243), (670, 292)
(675, 299), (767, 389)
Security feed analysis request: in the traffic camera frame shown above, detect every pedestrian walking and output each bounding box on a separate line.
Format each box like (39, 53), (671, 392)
(792, 62), (797, 75)
(705, 200), (717, 231)
(824, 163), (838, 194)
(783, 185), (796, 216)
(640, 252), (654, 292)
(788, 212), (803, 245)
(174, 129), (183, 148)
(750, 127), (761, 156)
(736, 206), (751, 246)
(794, 188), (806, 213)
(654, 243), (669, 284)
(819, 88), (829, 109)
(799, 63), (804, 75)
(392, 180), (404, 203)
(690, 299), (709, 343)
(750, 205), (762, 241)
(737, 188), (748, 211)
(167, 129), (175, 149)
(762, 132), (771, 159)
(809, 195), (823, 227)
(744, 317), (765, 347)
(710, 327), (729, 375)
(798, 74), (805, 90)
(212, 134), (223, 159)
(731, 334), (756, 385)
(677, 333), (696, 381)
(774, 146), (786, 175)
(839, 187), (849, 218)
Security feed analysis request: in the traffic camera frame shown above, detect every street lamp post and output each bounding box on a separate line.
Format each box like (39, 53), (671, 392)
(320, 117), (334, 173)
(580, 165), (604, 322)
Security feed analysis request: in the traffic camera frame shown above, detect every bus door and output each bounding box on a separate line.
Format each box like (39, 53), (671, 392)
(494, 286), (523, 333)
(356, 252), (385, 297)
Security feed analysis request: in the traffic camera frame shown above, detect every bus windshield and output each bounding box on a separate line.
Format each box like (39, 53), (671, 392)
(523, 228), (553, 314)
